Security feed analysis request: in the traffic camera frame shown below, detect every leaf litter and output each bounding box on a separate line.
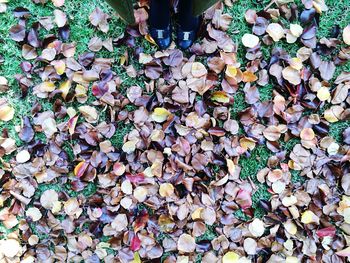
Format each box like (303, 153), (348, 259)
(0, 0), (350, 262)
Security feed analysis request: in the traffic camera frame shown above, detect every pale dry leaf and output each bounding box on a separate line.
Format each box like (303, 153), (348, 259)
(282, 66), (301, 85)
(343, 25), (350, 45)
(242, 33), (259, 48)
(191, 62), (207, 77)
(177, 234), (196, 253)
(0, 239), (21, 258)
(266, 23), (285, 41)
(16, 150), (30, 163)
(54, 9), (67, 27)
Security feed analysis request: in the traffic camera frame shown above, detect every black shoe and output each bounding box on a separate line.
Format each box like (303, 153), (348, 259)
(176, 17), (201, 50)
(149, 25), (172, 50)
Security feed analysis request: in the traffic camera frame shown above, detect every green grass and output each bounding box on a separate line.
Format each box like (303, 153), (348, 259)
(110, 122), (134, 149)
(329, 120), (350, 143)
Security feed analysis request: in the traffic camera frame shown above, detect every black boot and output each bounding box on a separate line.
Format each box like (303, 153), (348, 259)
(176, 0), (200, 50)
(149, 0), (172, 50)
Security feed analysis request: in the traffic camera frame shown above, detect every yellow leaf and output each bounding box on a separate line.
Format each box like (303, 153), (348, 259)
(75, 84), (87, 97)
(324, 108), (339, 123)
(222, 251), (240, 263)
(151, 107), (171, 123)
(284, 220), (297, 235)
(240, 137), (256, 151)
(191, 207), (204, 220)
(131, 252), (141, 263)
(0, 105), (14, 121)
(327, 142), (339, 155)
(282, 66), (301, 85)
(211, 91), (230, 103)
(266, 23), (285, 42)
(145, 34), (157, 45)
(39, 81), (56, 92)
(225, 65), (237, 78)
(59, 80), (71, 99)
(286, 256), (299, 263)
(120, 55), (126, 65)
(317, 86), (331, 101)
(74, 161), (88, 177)
(53, 60), (66, 75)
(138, 53), (153, 64)
(300, 128), (315, 140)
(301, 210), (319, 224)
(159, 183), (174, 197)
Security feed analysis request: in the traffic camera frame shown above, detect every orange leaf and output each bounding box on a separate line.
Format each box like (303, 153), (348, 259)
(242, 71), (257, 82)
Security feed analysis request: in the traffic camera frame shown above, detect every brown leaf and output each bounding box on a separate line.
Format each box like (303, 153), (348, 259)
(9, 24), (26, 42)
(22, 44), (38, 60)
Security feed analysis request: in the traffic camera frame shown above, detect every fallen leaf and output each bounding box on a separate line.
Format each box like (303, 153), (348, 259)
(242, 33), (259, 48)
(282, 66), (301, 85)
(266, 23), (285, 42)
(54, 9), (67, 28)
(159, 183), (174, 197)
(177, 234), (196, 253)
(343, 25), (350, 45)
(191, 62), (207, 77)
(151, 107), (171, 123)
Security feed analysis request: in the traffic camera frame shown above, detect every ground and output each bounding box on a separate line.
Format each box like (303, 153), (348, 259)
(1, 0), (350, 261)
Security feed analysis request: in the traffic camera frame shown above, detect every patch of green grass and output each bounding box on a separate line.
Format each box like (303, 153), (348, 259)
(66, 182), (97, 197)
(318, 0), (350, 40)
(231, 90), (248, 118)
(125, 104), (138, 112)
(280, 137), (300, 153)
(259, 83), (274, 102)
(110, 122), (133, 149)
(329, 120), (350, 143)
(239, 145), (271, 180)
(252, 184), (271, 218)
(0, 223), (19, 239)
(291, 170), (306, 184)
(238, 145), (272, 218)
(29, 222), (50, 240)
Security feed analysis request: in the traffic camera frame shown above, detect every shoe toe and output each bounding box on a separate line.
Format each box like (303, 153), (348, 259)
(156, 37), (171, 50)
(178, 39), (193, 50)
(150, 27), (172, 50)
